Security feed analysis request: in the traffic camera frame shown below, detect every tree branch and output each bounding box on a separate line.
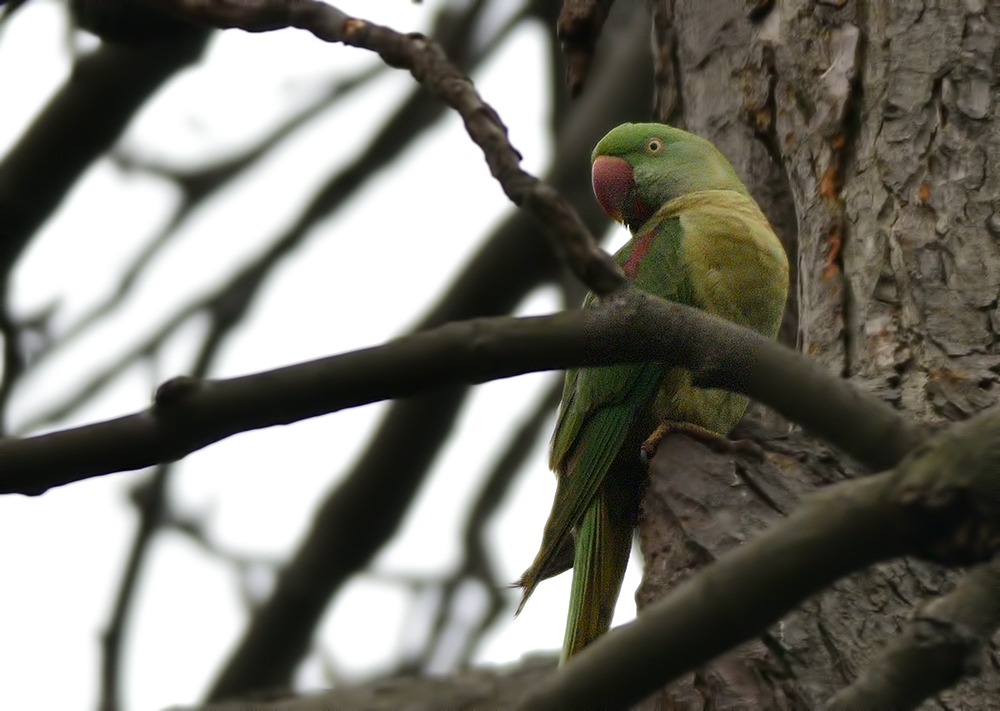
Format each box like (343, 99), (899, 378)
(97, 465), (170, 711)
(822, 558), (1000, 711)
(15, 0), (508, 434)
(143, 0), (625, 296)
(516, 406), (1000, 710)
(0, 289), (920, 495)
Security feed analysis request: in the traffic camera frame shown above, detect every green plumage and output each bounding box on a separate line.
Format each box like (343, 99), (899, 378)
(517, 123), (789, 661)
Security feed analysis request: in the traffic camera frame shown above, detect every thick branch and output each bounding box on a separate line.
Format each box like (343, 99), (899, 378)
(144, 0), (625, 296)
(516, 407), (1000, 710)
(0, 290), (920, 496)
(823, 559), (1000, 711)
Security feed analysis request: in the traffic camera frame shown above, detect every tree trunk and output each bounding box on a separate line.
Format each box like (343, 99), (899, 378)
(638, 1), (1000, 707)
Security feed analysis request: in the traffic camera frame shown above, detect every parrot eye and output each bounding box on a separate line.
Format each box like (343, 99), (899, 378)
(645, 138), (663, 155)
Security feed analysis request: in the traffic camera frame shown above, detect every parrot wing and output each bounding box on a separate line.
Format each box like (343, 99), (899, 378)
(518, 214), (689, 612)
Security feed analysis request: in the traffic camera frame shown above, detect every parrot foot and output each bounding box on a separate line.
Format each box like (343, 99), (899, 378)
(640, 421), (764, 462)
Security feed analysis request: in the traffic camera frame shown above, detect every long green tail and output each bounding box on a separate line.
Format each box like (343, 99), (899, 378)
(561, 484), (634, 660)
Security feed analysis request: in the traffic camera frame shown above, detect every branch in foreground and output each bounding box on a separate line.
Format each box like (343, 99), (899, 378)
(516, 406), (1000, 710)
(0, 289), (919, 495)
(143, 0), (625, 296)
(823, 558), (1000, 711)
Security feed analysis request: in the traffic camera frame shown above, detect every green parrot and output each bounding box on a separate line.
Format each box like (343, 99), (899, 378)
(517, 123), (789, 660)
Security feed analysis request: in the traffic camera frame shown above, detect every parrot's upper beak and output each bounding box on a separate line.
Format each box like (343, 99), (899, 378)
(592, 155), (633, 223)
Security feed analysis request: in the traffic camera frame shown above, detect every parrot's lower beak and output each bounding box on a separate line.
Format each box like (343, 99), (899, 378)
(592, 155), (633, 223)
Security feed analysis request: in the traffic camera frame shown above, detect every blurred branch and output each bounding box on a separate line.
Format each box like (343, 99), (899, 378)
(0, 288), (921, 494)
(398, 378), (564, 673)
(31, 62), (386, 369)
(44, 0), (529, 370)
(557, 0), (615, 97)
(16, 0), (522, 433)
(96, 224), (298, 710)
(0, 21), (207, 262)
(516, 407), (1000, 711)
(0, 29), (211, 422)
(144, 0), (625, 296)
(98, 464), (171, 711)
(822, 558), (1000, 711)
(0, 0), (28, 25)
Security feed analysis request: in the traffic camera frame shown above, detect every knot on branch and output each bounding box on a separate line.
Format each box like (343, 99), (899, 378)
(154, 376), (203, 409)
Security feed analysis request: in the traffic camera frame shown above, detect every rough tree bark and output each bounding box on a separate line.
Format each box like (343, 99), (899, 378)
(638, 1), (1000, 708)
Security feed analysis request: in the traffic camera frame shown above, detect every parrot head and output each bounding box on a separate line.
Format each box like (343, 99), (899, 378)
(591, 123), (749, 231)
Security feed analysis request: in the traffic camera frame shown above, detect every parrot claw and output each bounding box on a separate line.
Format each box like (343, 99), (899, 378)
(640, 421), (671, 461)
(641, 421), (766, 461)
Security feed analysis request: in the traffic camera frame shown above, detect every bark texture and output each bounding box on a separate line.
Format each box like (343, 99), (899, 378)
(638, 1), (1000, 707)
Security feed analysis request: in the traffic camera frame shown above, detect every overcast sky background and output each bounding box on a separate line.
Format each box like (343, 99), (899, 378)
(0, 2), (639, 708)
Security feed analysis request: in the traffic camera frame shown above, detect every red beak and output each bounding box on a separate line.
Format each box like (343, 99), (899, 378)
(592, 155), (633, 223)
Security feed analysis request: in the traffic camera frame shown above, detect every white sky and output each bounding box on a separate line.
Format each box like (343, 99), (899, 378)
(0, 2), (638, 709)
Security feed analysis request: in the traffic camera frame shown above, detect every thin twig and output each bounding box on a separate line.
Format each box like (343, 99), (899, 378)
(17, 1), (523, 435)
(98, 465), (171, 711)
(142, 0), (625, 296)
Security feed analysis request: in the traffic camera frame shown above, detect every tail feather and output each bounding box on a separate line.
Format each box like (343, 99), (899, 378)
(515, 533), (575, 616)
(561, 488), (633, 661)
